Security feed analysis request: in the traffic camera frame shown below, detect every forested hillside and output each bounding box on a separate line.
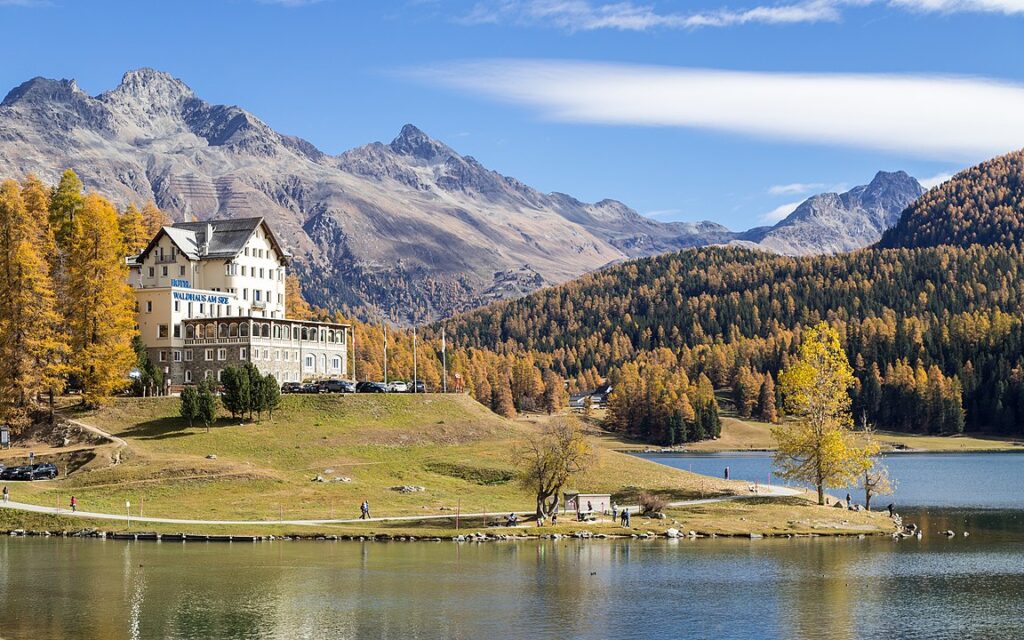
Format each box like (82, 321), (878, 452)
(878, 149), (1024, 249)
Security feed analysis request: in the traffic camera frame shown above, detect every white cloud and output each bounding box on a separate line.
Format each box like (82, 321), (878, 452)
(456, 0), (1024, 31)
(761, 200), (804, 223)
(768, 182), (825, 195)
(413, 60), (1024, 159)
(919, 171), (956, 188)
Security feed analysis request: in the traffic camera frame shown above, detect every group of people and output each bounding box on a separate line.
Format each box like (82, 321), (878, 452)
(359, 500), (370, 520)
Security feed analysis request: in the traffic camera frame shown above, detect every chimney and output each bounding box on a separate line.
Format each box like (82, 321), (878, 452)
(201, 223), (213, 256)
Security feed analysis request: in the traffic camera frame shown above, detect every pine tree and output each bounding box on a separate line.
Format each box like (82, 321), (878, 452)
(65, 193), (137, 406)
(262, 374), (281, 420)
(220, 366), (251, 419)
(180, 385), (199, 427)
(197, 379), (218, 433)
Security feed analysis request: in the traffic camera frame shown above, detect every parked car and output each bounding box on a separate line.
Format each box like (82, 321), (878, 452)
(1, 466), (31, 481)
(356, 381), (388, 393)
(413, 380), (426, 393)
(30, 463), (58, 480)
(318, 379), (355, 393)
(300, 383), (324, 394)
(388, 380), (409, 393)
(281, 382), (303, 394)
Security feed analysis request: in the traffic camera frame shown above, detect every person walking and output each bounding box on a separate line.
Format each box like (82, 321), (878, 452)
(724, 467), (730, 480)
(2, 485), (8, 503)
(70, 496), (77, 513)
(623, 509), (631, 527)
(611, 502), (618, 522)
(359, 500), (370, 520)
(846, 493), (852, 508)
(887, 503), (895, 518)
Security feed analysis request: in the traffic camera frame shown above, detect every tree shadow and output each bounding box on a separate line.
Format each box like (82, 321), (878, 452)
(119, 416), (239, 440)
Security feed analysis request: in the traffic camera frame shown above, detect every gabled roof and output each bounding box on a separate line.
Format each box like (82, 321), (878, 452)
(134, 217), (292, 265)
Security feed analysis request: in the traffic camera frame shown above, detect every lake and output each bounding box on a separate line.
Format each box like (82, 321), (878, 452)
(1, 452), (1022, 640)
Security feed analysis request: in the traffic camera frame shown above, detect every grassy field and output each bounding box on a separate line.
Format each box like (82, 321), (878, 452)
(0, 394), (898, 537)
(6, 395), (742, 522)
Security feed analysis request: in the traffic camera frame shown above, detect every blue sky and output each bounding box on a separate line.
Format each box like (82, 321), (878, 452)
(0, 0), (1022, 230)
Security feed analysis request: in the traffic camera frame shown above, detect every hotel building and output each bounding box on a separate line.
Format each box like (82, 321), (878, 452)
(129, 217), (350, 387)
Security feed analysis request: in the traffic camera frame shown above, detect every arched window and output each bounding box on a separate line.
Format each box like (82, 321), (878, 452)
(332, 356), (341, 370)
(184, 370), (192, 383)
(204, 370), (213, 380)
(328, 330), (335, 342)
(320, 354), (326, 371)
(304, 354), (315, 370)
(219, 323), (229, 338)
(229, 323), (238, 338)
(240, 322), (249, 337)
(206, 323), (216, 339)
(186, 325), (195, 339)
(301, 327), (308, 341)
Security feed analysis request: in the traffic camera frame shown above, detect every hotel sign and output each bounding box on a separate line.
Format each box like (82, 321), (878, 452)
(173, 291), (230, 305)
(171, 278), (192, 288)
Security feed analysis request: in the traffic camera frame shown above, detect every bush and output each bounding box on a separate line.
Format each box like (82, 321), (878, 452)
(638, 491), (668, 514)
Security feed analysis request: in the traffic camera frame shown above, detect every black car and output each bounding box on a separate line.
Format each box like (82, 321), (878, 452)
(300, 383), (324, 394)
(30, 463), (58, 480)
(319, 379), (355, 394)
(1, 466), (32, 481)
(281, 382), (303, 394)
(355, 381), (388, 393)
(413, 380), (426, 394)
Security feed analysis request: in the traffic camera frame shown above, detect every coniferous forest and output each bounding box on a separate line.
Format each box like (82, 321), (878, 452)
(435, 149), (1024, 441)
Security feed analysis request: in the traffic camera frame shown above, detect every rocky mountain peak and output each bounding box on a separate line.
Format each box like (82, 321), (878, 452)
(1, 76), (86, 108)
(389, 124), (453, 161)
(100, 68), (195, 115)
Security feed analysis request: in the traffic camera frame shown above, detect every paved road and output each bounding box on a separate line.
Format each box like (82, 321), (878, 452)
(0, 485), (800, 527)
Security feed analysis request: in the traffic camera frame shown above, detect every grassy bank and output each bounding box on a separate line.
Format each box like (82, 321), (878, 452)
(0, 394), (895, 537)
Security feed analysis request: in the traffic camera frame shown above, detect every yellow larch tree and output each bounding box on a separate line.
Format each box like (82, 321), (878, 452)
(65, 193), (137, 406)
(285, 273), (313, 320)
(774, 322), (869, 505)
(118, 202), (148, 255)
(0, 180), (65, 429)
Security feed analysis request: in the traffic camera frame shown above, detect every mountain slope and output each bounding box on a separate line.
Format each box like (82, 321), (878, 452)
(878, 149), (1024, 250)
(0, 69), (739, 322)
(739, 171), (925, 255)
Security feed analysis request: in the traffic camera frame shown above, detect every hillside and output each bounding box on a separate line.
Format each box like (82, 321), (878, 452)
(7, 394), (738, 523)
(878, 149), (1024, 249)
(0, 68), (921, 322)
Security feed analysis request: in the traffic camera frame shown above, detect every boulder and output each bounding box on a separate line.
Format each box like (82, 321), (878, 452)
(206, 454), (217, 460)
(665, 528), (681, 538)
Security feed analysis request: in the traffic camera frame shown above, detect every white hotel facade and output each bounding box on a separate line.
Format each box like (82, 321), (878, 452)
(129, 217), (350, 388)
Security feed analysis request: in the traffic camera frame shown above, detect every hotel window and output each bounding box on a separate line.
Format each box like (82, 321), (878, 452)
(240, 347), (248, 360)
(149, 267), (155, 277)
(158, 324), (169, 339)
(217, 348), (227, 361)
(184, 370), (192, 383)
(205, 349), (214, 361)
(158, 351), (167, 362)
(188, 302), (193, 316)
(185, 349), (193, 362)
(174, 301), (180, 313)
(199, 303), (205, 314)
(241, 265), (247, 276)
(173, 324), (181, 339)
(217, 370), (223, 382)
(332, 357), (341, 370)
(179, 265), (186, 276)
(275, 350), (280, 361)
(245, 248), (250, 256)
(263, 349), (269, 360)
(146, 301), (153, 313)
(162, 266), (168, 277)
(243, 289), (248, 301)
(304, 355), (314, 369)
(278, 294), (283, 305)
(204, 370), (212, 380)
(173, 350), (182, 362)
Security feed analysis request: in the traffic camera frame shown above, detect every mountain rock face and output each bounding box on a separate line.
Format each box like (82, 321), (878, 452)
(738, 171), (925, 255)
(0, 69), (922, 320)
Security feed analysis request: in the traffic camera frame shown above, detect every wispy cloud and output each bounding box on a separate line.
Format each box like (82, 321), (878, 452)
(645, 208), (688, 220)
(412, 60), (1024, 159)
(768, 182), (825, 195)
(919, 171), (956, 188)
(456, 0), (1024, 31)
(761, 200), (803, 223)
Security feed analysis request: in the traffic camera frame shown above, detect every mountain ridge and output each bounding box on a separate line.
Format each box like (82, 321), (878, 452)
(0, 68), (923, 321)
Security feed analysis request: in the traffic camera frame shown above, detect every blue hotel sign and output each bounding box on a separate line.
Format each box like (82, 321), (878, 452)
(173, 291), (230, 305)
(171, 278), (191, 288)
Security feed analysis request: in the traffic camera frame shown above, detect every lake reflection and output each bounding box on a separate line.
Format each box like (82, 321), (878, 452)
(2, 530), (1024, 640)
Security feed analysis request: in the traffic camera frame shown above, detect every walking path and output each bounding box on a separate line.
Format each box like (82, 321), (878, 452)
(0, 485), (800, 527)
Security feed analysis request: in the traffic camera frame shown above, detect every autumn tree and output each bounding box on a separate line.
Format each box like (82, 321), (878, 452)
(541, 369), (568, 414)
(0, 180), (66, 428)
(139, 201), (171, 239)
(757, 372), (778, 423)
(118, 203), (147, 255)
(774, 323), (866, 505)
(65, 193), (137, 406)
(285, 274), (313, 320)
(857, 426), (892, 511)
(518, 416), (593, 517)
